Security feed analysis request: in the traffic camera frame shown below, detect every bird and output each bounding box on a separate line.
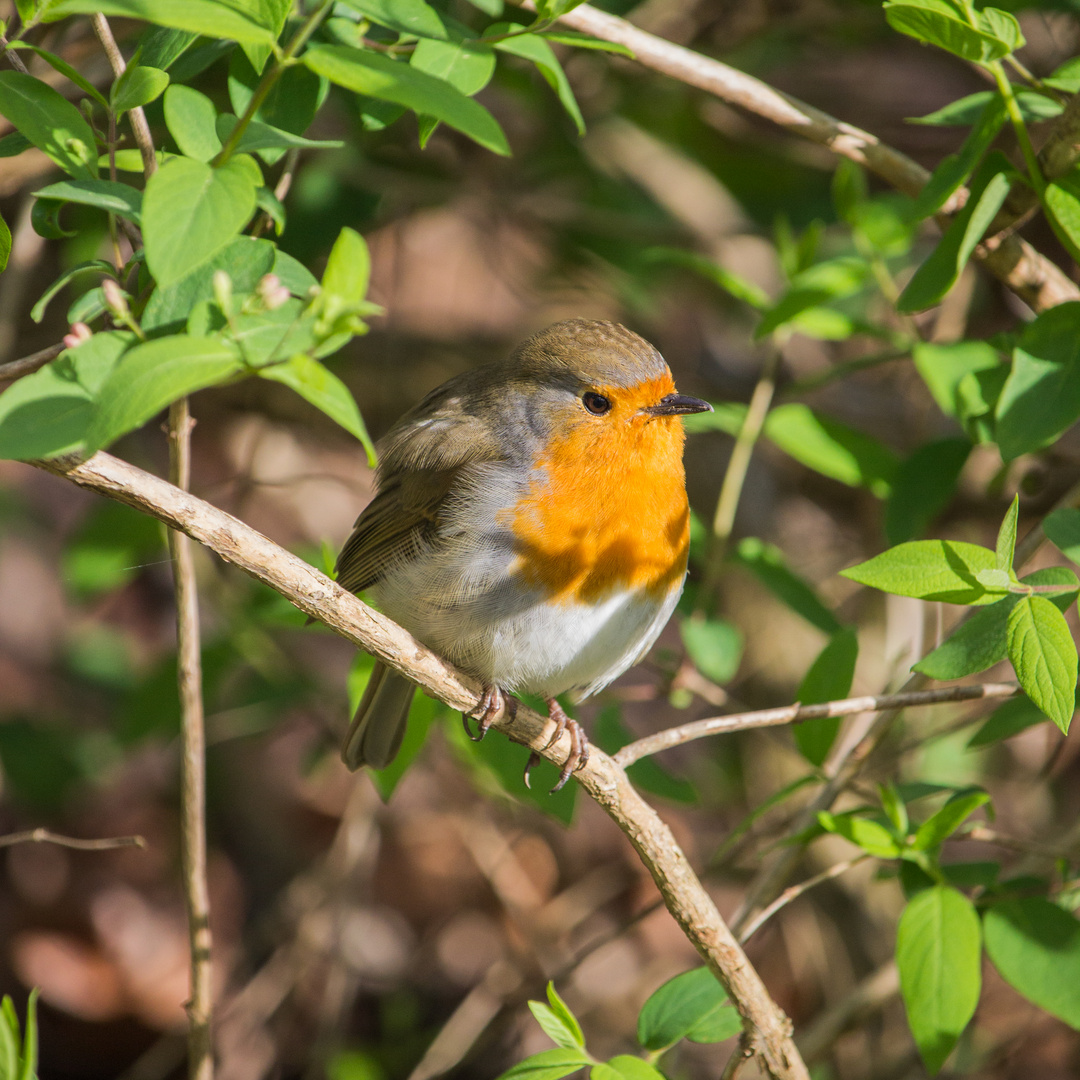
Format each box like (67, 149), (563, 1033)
(335, 318), (711, 790)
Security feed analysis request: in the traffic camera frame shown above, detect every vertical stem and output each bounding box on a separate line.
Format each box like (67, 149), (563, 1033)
(991, 61), (1043, 195)
(166, 398), (213, 1080)
(91, 14), (157, 177)
(699, 345), (782, 605)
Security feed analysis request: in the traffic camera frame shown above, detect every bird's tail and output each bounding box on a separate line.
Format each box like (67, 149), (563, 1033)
(341, 661), (416, 770)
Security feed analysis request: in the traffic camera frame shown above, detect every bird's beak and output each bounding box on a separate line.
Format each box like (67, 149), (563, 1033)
(644, 393), (713, 416)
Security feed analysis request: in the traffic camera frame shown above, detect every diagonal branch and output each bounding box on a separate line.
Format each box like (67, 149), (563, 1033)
(538, 1), (1079, 312)
(30, 448), (808, 1080)
(29, 451), (812, 1080)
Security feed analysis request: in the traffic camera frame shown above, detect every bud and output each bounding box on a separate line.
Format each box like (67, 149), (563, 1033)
(212, 270), (233, 314)
(64, 137), (92, 166)
(102, 279), (130, 321)
(256, 273), (290, 311)
(63, 322), (93, 350)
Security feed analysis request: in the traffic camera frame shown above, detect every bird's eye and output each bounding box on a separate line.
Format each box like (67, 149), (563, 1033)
(583, 392), (611, 415)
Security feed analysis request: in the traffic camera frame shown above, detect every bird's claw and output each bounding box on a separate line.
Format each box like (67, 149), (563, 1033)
(522, 699), (590, 792)
(463, 685), (515, 742)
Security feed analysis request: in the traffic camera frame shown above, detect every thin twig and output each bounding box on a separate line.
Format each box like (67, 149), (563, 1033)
(963, 823), (1079, 861)
(0, 33), (29, 74)
(613, 683), (1020, 767)
(91, 14), (157, 177)
(700, 344), (781, 602)
(165, 399), (213, 1080)
(0, 343), (64, 383)
(529, 1), (1078, 312)
(0, 827), (146, 850)
(738, 855), (869, 944)
(31, 449), (809, 1080)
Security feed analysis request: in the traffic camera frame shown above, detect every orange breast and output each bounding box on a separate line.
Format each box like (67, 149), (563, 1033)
(506, 377), (691, 605)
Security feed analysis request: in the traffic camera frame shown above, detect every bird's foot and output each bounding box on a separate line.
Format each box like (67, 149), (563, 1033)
(463, 684), (516, 742)
(523, 698), (590, 792)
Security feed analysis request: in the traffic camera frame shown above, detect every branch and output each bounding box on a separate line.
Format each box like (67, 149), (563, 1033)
(614, 682), (1020, 766)
(91, 14), (157, 176)
(0, 827), (145, 850)
(31, 449), (808, 1080)
(164, 398), (213, 1080)
(738, 855), (870, 944)
(0, 343), (64, 383)
(538, 2), (1078, 312)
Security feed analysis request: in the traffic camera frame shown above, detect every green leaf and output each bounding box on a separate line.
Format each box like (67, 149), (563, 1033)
(0, 997), (15, 1080)
(273, 248), (318, 296)
(1006, 595), (1077, 734)
(912, 787), (990, 850)
(841, 539), (998, 605)
(111, 63), (170, 114)
(884, 437), (971, 545)
(0, 362), (93, 460)
(984, 897), (1080, 1029)
(544, 983), (585, 1047)
(239, 0), (291, 75)
(913, 340), (1001, 420)
(215, 113), (344, 154)
(978, 7), (1024, 52)
(911, 88), (1061, 125)
(40, 0), (277, 45)
(143, 236), (276, 331)
(18, 988), (37, 1080)
(879, 782), (909, 836)
(86, 336), (245, 452)
(795, 628), (858, 766)
(897, 885), (982, 1075)
(349, 0), (447, 39)
(228, 48), (329, 164)
(679, 616), (742, 684)
(490, 26), (584, 135)
(0, 133), (33, 159)
(411, 37), (496, 145)
(1044, 171), (1080, 264)
(754, 257), (869, 340)
(764, 403), (898, 497)
(817, 810), (901, 857)
(968, 694), (1047, 747)
(913, 96), (1006, 220)
(142, 155), (260, 287)
(33, 179), (143, 224)
(0, 71), (97, 179)
(731, 537), (842, 634)
(884, 1), (1014, 63)
(1044, 508), (1080, 566)
(637, 967), (735, 1051)
(322, 225), (370, 304)
(303, 44), (510, 156)
(996, 495), (1019, 572)
(529, 1002), (584, 1051)
(9, 41), (110, 109)
(139, 26), (198, 70)
(0, 212), (10, 274)
(163, 84), (222, 162)
(898, 152), (1013, 313)
(602, 1058), (665, 1080)
(494, 1048), (592, 1080)
(540, 31), (634, 57)
(259, 354), (377, 465)
(915, 566), (1079, 681)
(996, 302), (1080, 461)
(29, 258), (114, 323)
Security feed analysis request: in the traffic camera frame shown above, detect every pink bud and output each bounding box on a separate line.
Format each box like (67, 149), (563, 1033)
(257, 274), (290, 311)
(63, 322), (92, 350)
(102, 279), (127, 315)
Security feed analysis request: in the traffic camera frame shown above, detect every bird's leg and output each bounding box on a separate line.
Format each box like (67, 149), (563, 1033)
(523, 698), (591, 792)
(463, 684), (515, 742)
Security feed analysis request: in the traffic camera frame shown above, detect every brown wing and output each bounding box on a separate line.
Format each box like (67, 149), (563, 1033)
(335, 468), (458, 593)
(335, 371), (503, 594)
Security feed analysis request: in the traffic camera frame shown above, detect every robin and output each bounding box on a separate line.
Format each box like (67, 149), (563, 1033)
(336, 319), (711, 789)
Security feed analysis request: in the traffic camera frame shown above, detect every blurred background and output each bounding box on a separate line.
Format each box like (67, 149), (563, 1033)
(2, 0), (1080, 1077)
